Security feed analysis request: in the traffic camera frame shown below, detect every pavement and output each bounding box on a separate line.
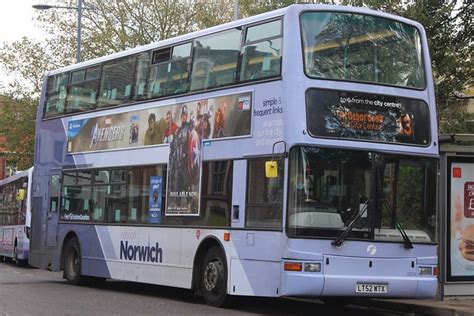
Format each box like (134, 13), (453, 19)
(354, 298), (474, 315)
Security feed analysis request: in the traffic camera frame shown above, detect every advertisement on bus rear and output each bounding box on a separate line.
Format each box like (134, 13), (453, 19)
(447, 158), (474, 282)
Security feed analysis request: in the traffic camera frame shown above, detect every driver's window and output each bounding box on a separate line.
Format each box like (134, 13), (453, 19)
(246, 158), (283, 229)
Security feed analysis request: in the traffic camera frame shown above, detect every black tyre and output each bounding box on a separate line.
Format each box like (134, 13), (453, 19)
(63, 237), (83, 285)
(14, 246), (24, 267)
(201, 246), (228, 307)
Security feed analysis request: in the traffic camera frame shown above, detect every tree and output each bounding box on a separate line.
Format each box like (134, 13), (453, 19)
(0, 95), (36, 170)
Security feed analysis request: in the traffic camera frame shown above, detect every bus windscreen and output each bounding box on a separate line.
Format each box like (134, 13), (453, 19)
(301, 11), (425, 89)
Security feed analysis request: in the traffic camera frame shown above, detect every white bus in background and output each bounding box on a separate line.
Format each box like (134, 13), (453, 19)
(0, 167), (33, 265)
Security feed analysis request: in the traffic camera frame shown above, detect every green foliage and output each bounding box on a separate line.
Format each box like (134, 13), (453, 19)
(0, 95), (36, 170)
(0, 37), (52, 96)
(397, 165), (423, 229)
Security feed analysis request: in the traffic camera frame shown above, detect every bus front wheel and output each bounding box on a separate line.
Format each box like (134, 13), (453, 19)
(201, 246), (228, 307)
(64, 237), (83, 285)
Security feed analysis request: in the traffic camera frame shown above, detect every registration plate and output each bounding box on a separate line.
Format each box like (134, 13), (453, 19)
(356, 283), (388, 294)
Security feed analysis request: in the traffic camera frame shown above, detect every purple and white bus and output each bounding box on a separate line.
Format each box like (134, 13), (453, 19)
(30, 4), (438, 306)
(0, 167), (33, 265)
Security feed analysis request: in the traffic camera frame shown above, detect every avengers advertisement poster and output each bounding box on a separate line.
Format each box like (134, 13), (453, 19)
(66, 92), (252, 153)
(66, 92), (252, 216)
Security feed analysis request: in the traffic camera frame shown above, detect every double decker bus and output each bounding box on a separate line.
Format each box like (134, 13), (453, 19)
(0, 167), (33, 265)
(30, 4), (438, 305)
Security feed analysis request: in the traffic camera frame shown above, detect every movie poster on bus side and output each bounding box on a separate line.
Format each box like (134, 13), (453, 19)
(65, 92), (252, 216)
(66, 92), (252, 154)
(165, 93), (252, 216)
(447, 159), (474, 282)
(148, 176), (162, 224)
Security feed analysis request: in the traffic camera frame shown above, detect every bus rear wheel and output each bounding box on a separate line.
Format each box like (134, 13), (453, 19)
(64, 237), (83, 285)
(14, 246), (25, 267)
(201, 246), (228, 307)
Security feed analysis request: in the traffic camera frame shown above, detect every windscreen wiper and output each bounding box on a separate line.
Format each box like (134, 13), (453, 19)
(332, 199), (372, 247)
(382, 199), (413, 249)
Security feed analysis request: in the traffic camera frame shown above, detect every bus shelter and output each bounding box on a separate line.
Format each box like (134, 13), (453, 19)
(439, 134), (474, 298)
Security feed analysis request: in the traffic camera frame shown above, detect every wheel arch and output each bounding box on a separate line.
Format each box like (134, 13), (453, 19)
(191, 236), (227, 294)
(60, 231), (80, 270)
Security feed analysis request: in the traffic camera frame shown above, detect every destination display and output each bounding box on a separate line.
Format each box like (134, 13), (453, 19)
(305, 89), (430, 145)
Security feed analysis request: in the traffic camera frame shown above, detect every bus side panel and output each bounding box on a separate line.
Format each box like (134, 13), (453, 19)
(57, 224), (111, 278)
(229, 231), (282, 296)
(230, 259), (281, 296)
(0, 225), (28, 260)
(93, 226), (191, 288)
(1, 227), (14, 258)
(16, 227), (29, 260)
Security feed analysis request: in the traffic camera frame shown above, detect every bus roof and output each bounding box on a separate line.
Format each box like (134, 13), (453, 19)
(46, 4), (424, 77)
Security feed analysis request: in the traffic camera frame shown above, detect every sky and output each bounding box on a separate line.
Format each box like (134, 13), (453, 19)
(0, 0), (47, 91)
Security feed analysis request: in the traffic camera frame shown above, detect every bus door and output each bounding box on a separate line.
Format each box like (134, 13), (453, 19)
(29, 171), (61, 268)
(231, 159), (246, 228)
(229, 158), (283, 296)
(46, 172), (61, 248)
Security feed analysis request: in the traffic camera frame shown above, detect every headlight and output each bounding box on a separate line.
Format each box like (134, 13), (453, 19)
(304, 262), (321, 272)
(418, 266), (433, 275)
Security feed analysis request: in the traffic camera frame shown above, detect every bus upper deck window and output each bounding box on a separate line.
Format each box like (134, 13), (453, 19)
(98, 56), (135, 108)
(240, 19), (282, 82)
(44, 72), (69, 118)
(190, 29), (241, 91)
(66, 66), (100, 113)
(148, 43), (192, 98)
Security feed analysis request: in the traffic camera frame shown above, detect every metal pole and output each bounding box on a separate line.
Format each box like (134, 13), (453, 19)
(234, 0), (238, 21)
(76, 0), (82, 63)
